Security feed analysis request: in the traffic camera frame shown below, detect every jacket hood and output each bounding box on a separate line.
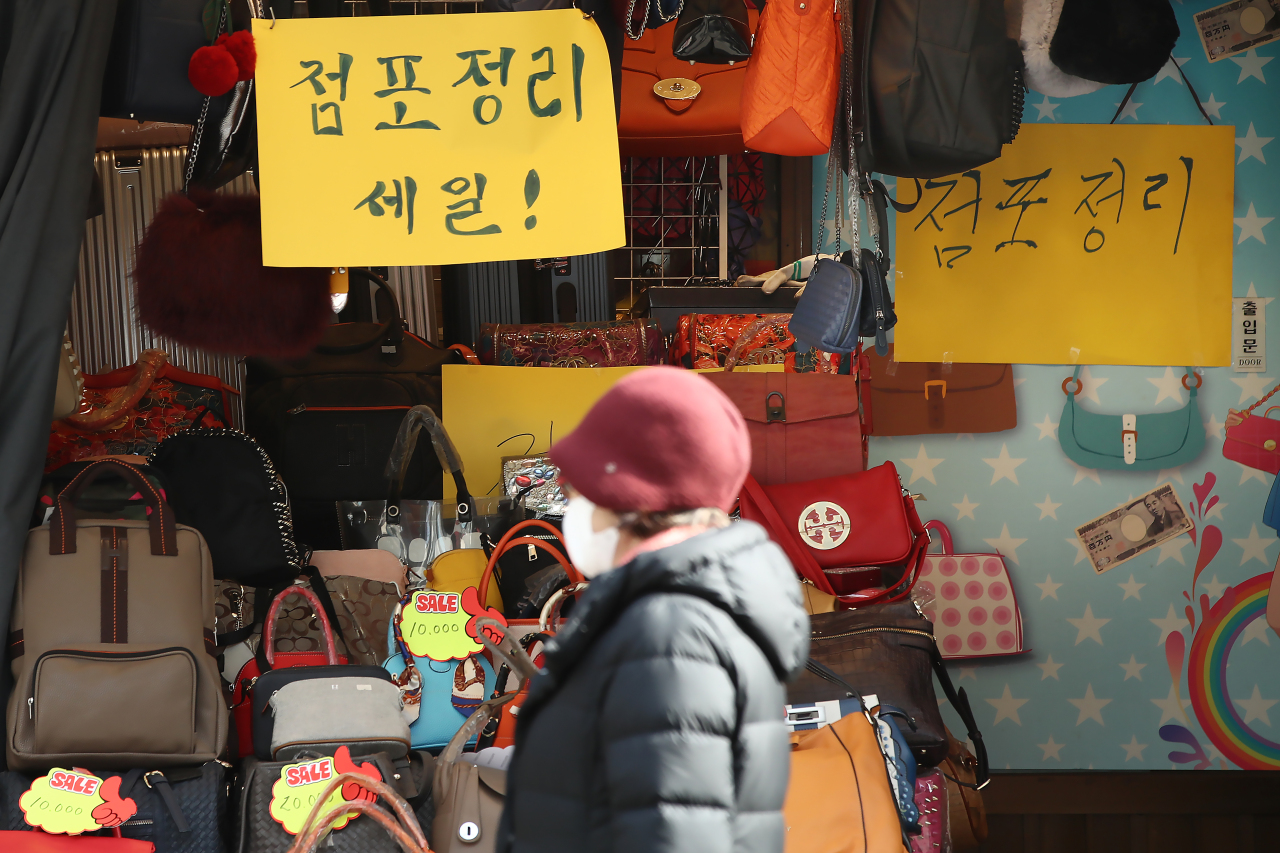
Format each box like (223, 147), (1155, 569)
(545, 521), (809, 682)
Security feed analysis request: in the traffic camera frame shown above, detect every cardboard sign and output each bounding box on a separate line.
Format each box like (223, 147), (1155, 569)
(893, 124), (1235, 365)
(269, 747), (381, 836)
(253, 11), (624, 266)
(20, 769), (126, 835)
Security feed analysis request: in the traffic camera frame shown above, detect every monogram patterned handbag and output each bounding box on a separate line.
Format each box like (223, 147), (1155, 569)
(477, 320), (665, 367)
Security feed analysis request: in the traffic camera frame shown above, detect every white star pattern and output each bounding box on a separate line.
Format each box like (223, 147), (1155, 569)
(1157, 535), (1191, 565)
(952, 495), (979, 521)
(1067, 605), (1110, 646)
(1034, 95), (1059, 121)
(1202, 93), (1226, 119)
(1241, 618), (1273, 646)
(900, 444), (944, 485)
(1113, 98), (1143, 122)
(1233, 524), (1275, 565)
(1152, 683), (1192, 725)
(1035, 494), (1061, 520)
(1246, 281), (1276, 306)
(1237, 122), (1274, 164)
(986, 684), (1028, 725)
(1038, 736), (1064, 761)
(1151, 604), (1187, 645)
(1038, 655), (1064, 680)
(1200, 575), (1229, 600)
(1065, 537), (1089, 565)
(1205, 498), (1229, 520)
(1076, 366), (1108, 404)
(1119, 655), (1147, 681)
(1234, 685), (1277, 726)
(958, 668), (977, 681)
(983, 444), (1026, 485)
(1068, 684), (1112, 726)
(1154, 467), (1184, 485)
(1235, 203), (1273, 244)
(1070, 462), (1102, 485)
(1154, 56), (1190, 85)
(1147, 367), (1186, 405)
(1230, 373), (1277, 404)
(1120, 736), (1148, 762)
(1037, 574), (1064, 599)
(1034, 414), (1059, 440)
(984, 524), (1027, 564)
(1230, 49), (1273, 84)
(1118, 575), (1146, 601)
(1238, 462), (1270, 485)
(1204, 413), (1226, 440)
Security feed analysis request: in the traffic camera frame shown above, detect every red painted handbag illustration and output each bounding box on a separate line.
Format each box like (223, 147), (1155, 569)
(914, 521), (1025, 659)
(1224, 382), (1280, 474)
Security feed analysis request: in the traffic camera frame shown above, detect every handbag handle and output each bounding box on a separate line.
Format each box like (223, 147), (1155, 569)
(922, 520), (953, 555)
(49, 459), (177, 557)
(314, 269), (406, 357)
(384, 405), (471, 512)
(264, 584), (341, 667)
(287, 773), (429, 853)
(474, 616), (540, 682)
(477, 519), (582, 606)
(930, 649), (989, 788)
(439, 694), (515, 768)
(539, 581), (588, 633)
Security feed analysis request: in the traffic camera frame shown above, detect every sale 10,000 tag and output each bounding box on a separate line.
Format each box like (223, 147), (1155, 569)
(20, 769), (138, 835)
(269, 746), (383, 835)
(399, 588), (506, 661)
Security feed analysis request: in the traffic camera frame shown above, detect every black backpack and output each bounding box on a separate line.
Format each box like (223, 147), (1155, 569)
(853, 0), (1025, 178)
(244, 270), (465, 550)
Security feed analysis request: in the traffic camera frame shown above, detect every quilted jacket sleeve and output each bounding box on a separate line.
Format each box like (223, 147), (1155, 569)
(596, 597), (740, 853)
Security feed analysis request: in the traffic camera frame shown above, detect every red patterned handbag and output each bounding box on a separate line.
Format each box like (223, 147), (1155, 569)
(46, 350), (231, 472)
(738, 462), (928, 601)
(477, 320), (665, 367)
(669, 313), (855, 373)
(1224, 386), (1280, 474)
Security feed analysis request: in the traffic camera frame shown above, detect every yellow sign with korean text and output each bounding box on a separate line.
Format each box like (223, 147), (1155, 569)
(893, 124), (1234, 365)
(253, 11), (624, 266)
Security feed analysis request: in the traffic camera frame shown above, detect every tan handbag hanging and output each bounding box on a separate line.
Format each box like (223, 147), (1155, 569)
(433, 695), (514, 853)
(941, 726), (989, 850)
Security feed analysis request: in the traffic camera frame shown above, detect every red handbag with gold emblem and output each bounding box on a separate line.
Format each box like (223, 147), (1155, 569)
(618, 5), (760, 156)
(738, 462), (928, 601)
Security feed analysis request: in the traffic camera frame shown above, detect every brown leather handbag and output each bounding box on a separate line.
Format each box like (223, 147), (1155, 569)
(618, 4), (760, 156)
(866, 344), (1016, 436)
(434, 696), (513, 853)
(942, 727), (989, 850)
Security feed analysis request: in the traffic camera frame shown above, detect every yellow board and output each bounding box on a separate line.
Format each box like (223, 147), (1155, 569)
(253, 11), (624, 266)
(441, 364), (783, 500)
(893, 124), (1234, 365)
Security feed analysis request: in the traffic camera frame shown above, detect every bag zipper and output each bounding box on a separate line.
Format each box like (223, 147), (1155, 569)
(286, 404), (412, 415)
(30, 647), (198, 719)
(814, 626), (933, 642)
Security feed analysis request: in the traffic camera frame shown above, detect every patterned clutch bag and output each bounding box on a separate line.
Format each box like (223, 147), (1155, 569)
(477, 320), (665, 367)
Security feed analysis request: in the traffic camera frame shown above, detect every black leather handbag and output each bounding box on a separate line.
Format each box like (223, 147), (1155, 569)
(672, 0), (752, 64)
(788, 257), (862, 355)
(2, 762), (229, 853)
(787, 601), (987, 779)
(245, 271), (465, 551)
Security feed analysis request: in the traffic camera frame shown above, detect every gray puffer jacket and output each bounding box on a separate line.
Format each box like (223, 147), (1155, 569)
(496, 521), (809, 853)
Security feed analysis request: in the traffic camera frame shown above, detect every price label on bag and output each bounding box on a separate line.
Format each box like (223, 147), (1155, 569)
(399, 589), (495, 661)
(20, 769), (122, 835)
(270, 747), (382, 836)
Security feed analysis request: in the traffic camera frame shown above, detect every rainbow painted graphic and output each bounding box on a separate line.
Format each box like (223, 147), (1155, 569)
(1186, 572), (1280, 770)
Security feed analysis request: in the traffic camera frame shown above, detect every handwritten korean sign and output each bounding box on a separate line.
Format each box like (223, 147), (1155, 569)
(253, 11), (625, 267)
(893, 124), (1234, 365)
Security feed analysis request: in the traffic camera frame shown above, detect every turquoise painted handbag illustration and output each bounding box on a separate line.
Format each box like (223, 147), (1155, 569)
(1059, 366), (1205, 471)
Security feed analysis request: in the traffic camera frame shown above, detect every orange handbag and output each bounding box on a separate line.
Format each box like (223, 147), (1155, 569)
(619, 5), (761, 156)
(740, 0), (840, 154)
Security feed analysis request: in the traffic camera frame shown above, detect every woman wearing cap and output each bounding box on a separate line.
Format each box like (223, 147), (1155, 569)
(497, 366), (808, 853)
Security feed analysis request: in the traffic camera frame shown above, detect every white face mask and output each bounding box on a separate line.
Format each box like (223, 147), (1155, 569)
(562, 495), (620, 579)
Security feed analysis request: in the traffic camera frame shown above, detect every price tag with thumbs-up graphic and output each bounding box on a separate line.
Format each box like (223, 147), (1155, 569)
(400, 587), (507, 661)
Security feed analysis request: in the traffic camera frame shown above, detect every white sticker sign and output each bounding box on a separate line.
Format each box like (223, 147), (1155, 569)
(1233, 297), (1266, 372)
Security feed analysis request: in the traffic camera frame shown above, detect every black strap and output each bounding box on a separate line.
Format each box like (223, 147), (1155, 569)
(120, 770), (190, 833)
(872, 178), (921, 215)
(803, 658), (862, 703)
(314, 269), (405, 358)
(930, 651), (989, 787)
(217, 584), (274, 649)
(1111, 55), (1213, 127)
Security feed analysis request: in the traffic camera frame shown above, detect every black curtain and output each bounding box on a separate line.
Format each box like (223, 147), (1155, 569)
(0, 0), (120, 726)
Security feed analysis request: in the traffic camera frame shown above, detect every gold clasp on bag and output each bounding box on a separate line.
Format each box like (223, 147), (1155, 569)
(654, 78), (700, 101)
(924, 380), (946, 399)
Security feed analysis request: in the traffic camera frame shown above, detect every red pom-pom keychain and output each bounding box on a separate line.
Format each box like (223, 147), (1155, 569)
(216, 31), (256, 81)
(188, 45), (239, 96)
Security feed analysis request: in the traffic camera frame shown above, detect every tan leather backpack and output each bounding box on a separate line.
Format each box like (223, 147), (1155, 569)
(7, 460), (227, 770)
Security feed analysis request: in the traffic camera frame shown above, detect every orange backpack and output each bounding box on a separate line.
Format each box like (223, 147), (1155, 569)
(739, 0), (841, 155)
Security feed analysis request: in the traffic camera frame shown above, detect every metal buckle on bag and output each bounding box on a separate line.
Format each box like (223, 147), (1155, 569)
(766, 392), (786, 423)
(785, 706), (826, 726)
(924, 380), (946, 399)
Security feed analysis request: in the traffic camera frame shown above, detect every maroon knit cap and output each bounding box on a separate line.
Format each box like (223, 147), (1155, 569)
(549, 366), (750, 513)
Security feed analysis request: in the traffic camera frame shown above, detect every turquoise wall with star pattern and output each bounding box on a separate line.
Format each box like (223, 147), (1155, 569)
(812, 2), (1279, 770)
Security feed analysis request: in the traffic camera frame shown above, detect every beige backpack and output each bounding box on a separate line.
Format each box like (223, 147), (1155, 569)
(7, 460), (227, 770)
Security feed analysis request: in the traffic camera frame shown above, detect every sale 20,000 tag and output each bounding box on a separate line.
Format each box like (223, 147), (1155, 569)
(269, 746), (382, 835)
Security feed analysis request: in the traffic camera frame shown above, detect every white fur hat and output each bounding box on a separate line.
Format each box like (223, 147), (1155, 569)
(1018, 0), (1105, 97)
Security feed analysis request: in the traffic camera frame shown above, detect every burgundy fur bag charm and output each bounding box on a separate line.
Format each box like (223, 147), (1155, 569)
(134, 191), (331, 358)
